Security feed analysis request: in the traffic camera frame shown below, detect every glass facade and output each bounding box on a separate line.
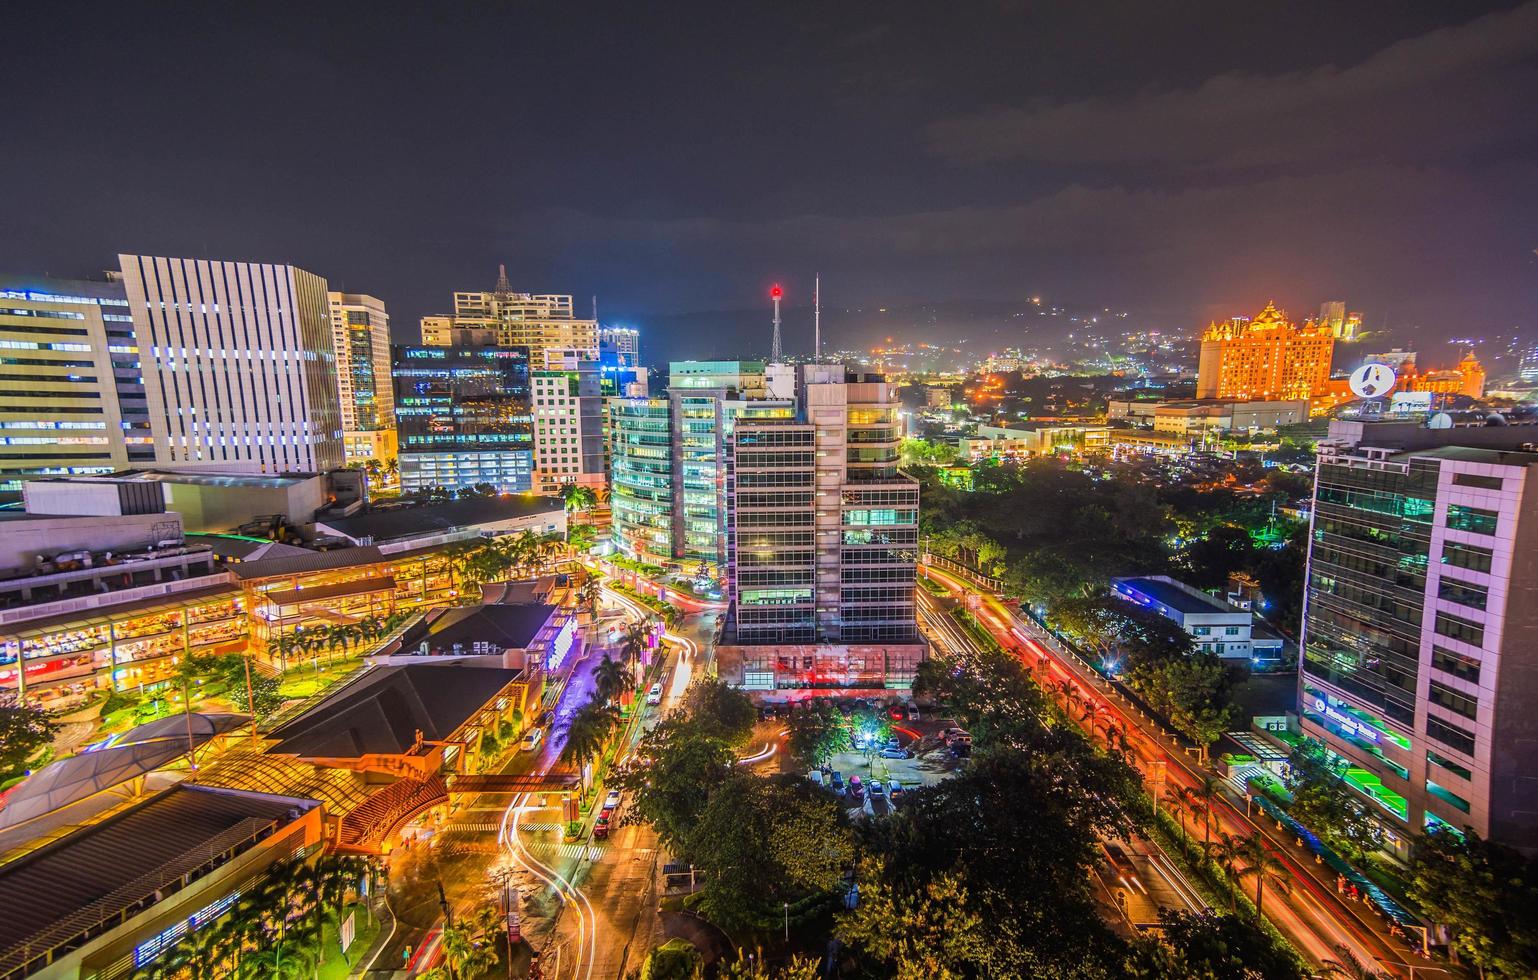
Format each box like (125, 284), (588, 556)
(393, 346), (532, 491)
(609, 399), (673, 565)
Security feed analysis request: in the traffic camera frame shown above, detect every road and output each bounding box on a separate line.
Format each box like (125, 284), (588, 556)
(919, 562), (1433, 978)
(491, 588), (711, 980)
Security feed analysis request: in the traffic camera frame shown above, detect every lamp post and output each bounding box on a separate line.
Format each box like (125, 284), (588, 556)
(783, 902), (790, 943)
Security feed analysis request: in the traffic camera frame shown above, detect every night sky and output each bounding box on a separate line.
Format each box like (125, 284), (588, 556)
(5, 1), (1537, 361)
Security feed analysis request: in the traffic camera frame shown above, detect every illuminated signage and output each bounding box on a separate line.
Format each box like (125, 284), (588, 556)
(1312, 695), (1380, 744)
(1348, 363), (1397, 399)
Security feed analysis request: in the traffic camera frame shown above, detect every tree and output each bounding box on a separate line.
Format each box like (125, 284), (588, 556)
(717, 953), (820, 979)
(836, 859), (990, 980)
(1408, 828), (1538, 978)
(785, 702), (850, 767)
(561, 483), (597, 513)
(0, 694), (58, 779)
(593, 654), (635, 705)
(220, 660), (284, 719)
(683, 679), (757, 745)
(567, 521), (598, 553)
(614, 721), (736, 851)
(1233, 834), (1289, 919)
(1124, 909), (1305, 980)
(560, 698), (620, 791)
(640, 938), (702, 980)
(686, 772), (853, 932)
(1283, 737), (1382, 860)
(1319, 943), (1388, 979)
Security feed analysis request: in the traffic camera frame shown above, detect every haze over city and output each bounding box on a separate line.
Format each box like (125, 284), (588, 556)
(5, 1), (1538, 360)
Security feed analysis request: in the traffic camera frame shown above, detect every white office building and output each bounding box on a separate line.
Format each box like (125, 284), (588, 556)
(118, 254), (344, 473)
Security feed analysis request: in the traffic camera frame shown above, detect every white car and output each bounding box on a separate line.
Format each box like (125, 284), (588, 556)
(603, 789), (622, 811)
(646, 683), (663, 706)
(520, 728), (543, 752)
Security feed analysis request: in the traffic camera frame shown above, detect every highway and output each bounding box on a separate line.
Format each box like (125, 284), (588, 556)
(918, 562), (1430, 978)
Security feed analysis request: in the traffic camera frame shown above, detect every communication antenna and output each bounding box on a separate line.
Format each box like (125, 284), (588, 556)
(814, 275), (821, 360)
(770, 284), (783, 363)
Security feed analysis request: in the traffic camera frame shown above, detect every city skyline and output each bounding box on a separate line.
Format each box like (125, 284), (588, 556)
(4, 2), (1536, 360)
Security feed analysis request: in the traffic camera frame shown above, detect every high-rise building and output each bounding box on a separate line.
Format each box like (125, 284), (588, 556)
(668, 360), (766, 397)
(0, 275), (155, 489)
(532, 355), (605, 493)
(1519, 345), (1538, 384)
(327, 292), (397, 466)
(117, 254), (344, 473)
(717, 365), (925, 691)
(607, 390), (794, 569)
(1196, 302), (1335, 402)
(600, 326), (640, 364)
(1299, 418), (1538, 853)
(419, 267), (598, 353)
(392, 346), (533, 493)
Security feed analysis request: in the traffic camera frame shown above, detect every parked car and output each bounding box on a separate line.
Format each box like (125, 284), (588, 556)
(808, 770), (824, 787)
(878, 747), (911, 760)
(594, 813), (611, 839)
(603, 789), (622, 811)
(889, 781), (906, 806)
(869, 780), (887, 800)
(831, 771), (845, 793)
(943, 727), (971, 745)
(647, 683), (663, 705)
(848, 775), (865, 801)
(521, 728), (544, 752)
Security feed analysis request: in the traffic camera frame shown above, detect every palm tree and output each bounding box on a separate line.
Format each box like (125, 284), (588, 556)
(1234, 833), (1290, 919)
(1191, 775), (1222, 855)
(593, 654), (635, 704)
(576, 576), (600, 616)
(385, 456), (399, 482)
(1320, 943), (1388, 979)
(561, 699), (621, 792)
(561, 483), (596, 514)
(620, 619), (652, 670)
(1207, 831), (1244, 912)
(1163, 787), (1190, 850)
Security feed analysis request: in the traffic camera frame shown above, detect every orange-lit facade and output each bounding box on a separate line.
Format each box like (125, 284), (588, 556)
(1196, 302), (1335, 401)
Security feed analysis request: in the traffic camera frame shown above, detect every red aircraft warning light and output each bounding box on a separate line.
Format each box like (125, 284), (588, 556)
(770, 284), (783, 299)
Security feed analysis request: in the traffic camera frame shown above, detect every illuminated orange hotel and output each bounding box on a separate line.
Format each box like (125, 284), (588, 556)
(1196, 302), (1335, 401)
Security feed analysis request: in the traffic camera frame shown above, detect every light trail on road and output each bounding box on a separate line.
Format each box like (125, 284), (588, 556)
(920, 562), (1411, 975)
(500, 792), (598, 980)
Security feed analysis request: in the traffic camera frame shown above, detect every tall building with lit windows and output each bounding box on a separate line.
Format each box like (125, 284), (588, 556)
(391, 346), (533, 493)
(532, 355), (605, 493)
(1196, 302), (1335, 401)
(117, 254), (344, 473)
(327, 292), (397, 466)
(419, 267), (598, 353)
(1299, 419), (1538, 854)
(0, 275), (155, 489)
(718, 365), (925, 692)
(607, 390), (794, 569)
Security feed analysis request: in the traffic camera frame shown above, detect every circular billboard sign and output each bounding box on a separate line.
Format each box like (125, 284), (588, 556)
(1348, 362), (1397, 399)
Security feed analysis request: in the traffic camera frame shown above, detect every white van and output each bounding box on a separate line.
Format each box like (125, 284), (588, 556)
(521, 728), (543, 752)
(646, 683), (663, 705)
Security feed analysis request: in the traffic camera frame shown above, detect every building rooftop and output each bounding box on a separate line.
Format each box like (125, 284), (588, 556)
(1398, 444), (1538, 466)
(316, 494), (563, 543)
(1113, 576), (1233, 617)
(0, 784), (314, 966)
(265, 662), (521, 758)
(400, 603), (559, 654)
(31, 469), (318, 489)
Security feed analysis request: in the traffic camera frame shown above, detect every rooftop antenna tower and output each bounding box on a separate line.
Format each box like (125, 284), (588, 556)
(770, 284), (784, 362)
(814, 275), (821, 361)
(494, 263), (512, 306)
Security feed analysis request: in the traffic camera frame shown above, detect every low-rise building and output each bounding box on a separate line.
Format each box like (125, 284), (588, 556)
(1112, 574), (1281, 661)
(962, 422), (1111, 458)
(21, 469), (330, 535)
(314, 494), (565, 547)
(0, 784), (323, 980)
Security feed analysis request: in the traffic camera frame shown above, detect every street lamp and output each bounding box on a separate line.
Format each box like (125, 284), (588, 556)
(784, 901), (790, 943)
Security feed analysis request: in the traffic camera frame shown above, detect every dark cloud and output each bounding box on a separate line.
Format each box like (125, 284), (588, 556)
(925, 2), (1538, 171)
